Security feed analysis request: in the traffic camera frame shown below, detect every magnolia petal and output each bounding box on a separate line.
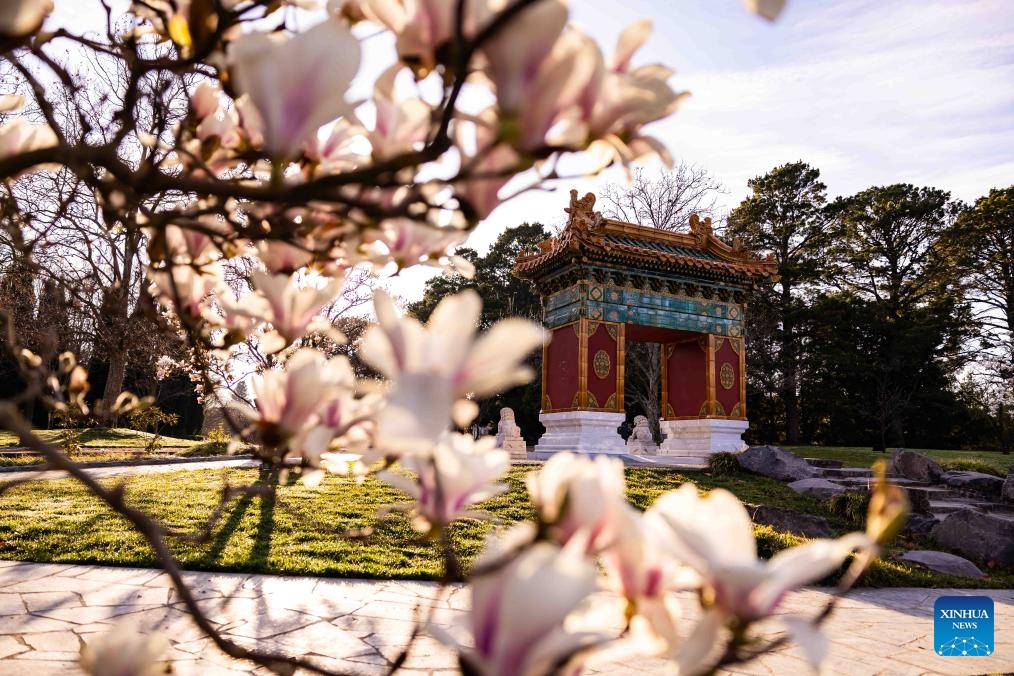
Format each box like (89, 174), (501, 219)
(0, 95), (24, 112)
(753, 533), (871, 615)
(456, 318), (545, 397)
(782, 616), (828, 670)
(452, 398), (480, 427)
(742, 0), (786, 21)
(674, 607), (724, 675)
(612, 19), (652, 73)
(650, 485), (757, 572)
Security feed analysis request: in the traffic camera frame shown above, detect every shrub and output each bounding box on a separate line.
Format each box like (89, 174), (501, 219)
(708, 452), (742, 476)
(938, 459), (1004, 477)
(825, 491), (871, 528)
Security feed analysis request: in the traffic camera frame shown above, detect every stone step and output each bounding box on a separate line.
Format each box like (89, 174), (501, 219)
(805, 458), (844, 469)
(827, 476), (923, 488)
(907, 486), (959, 500)
(819, 467), (874, 478)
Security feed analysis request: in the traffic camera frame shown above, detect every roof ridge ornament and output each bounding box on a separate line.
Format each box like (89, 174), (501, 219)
(688, 213), (713, 247)
(565, 189), (605, 232)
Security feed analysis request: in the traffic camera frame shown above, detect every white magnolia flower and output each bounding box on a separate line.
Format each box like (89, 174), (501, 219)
(368, 66), (431, 160)
(743, 0), (786, 21)
(380, 432), (509, 531)
(360, 289), (545, 452)
(80, 623), (169, 676)
(649, 484), (872, 673)
(456, 539), (605, 676)
(229, 19), (361, 158)
(148, 262), (221, 319)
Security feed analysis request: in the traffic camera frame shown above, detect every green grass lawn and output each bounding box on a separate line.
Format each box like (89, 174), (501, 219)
(0, 427), (200, 449)
(784, 445), (1014, 476)
(0, 466), (1010, 589)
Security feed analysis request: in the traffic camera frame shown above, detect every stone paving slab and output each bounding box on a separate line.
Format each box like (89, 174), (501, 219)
(0, 561), (1011, 675)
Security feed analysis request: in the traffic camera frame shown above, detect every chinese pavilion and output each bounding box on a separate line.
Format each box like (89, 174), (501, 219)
(513, 190), (778, 464)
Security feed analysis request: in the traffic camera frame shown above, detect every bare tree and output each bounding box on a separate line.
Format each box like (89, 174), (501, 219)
(601, 165), (723, 230)
(624, 342), (662, 442)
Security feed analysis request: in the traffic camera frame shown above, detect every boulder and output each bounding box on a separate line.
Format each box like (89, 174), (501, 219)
(748, 505), (832, 538)
(737, 445), (817, 482)
(788, 478), (848, 500)
(889, 449), (944, 483)
(899, 550), (984, 578)
(1004, 469), (1014, 503)
(931, 508), (1014, 566)
(904, 487), (932, 515)
(902, 514), (939, 537)
(941, 471), (1004, 498)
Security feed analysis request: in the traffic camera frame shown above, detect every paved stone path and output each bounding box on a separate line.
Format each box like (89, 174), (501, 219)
(0, 458), (259, 483)
(0, 561), (1010, 675)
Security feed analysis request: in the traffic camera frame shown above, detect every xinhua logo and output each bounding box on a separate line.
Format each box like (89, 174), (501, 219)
(934, 596), (994, 656)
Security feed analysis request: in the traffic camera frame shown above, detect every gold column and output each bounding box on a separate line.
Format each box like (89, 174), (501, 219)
(578, 317), (588, 408)
(705, 334), (717, 417)
(738, 336), (747, 419)
(616, 323), (626, 411)
(660, 342), (670, 420)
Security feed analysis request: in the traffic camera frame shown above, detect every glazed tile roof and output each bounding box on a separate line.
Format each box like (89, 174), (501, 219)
(514, 191), (779, 285)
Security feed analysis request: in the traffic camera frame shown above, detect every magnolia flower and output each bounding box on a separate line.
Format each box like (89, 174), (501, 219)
(357, 0), (482, 76)
(362, 218), (468, 272)
(649, 484), (872, 672)
(229, 19), (361, 158)
(304, 118), (368, 176)
(0, 0), (53, 39)
(455, 108), (519, 220)
(360, 289), (545, 452)
(0, 119), (58, 161)
(80, 623), (169, 676)
(480, 0), (568, 113)
(148, 263), (221, 319)
(454, 538), (604, 676)
(380, 432), (508, 531)
(234, 271), (341, 353)
(743, 0), (787, 21)
(526, 452), (627, 553)
(368, 66), (431, 160)
(252, 349), (353, 448)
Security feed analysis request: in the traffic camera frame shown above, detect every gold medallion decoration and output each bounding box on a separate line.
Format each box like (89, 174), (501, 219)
(593, 350), (611, 379)
(720, 362), (735, 390)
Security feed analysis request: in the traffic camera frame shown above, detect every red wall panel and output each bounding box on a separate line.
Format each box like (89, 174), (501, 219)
(713, 338), (743, 417)
(667, 340), (707, 417)
(545, 323), (579, 410)
(585, 322), (618, 409)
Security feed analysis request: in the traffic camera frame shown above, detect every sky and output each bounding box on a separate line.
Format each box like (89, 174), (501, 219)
(48, 0), (1014, 302)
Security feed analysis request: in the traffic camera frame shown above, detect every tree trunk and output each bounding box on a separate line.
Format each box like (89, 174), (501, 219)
(780, 285), (801, 444)
(102, 350), (127, 425)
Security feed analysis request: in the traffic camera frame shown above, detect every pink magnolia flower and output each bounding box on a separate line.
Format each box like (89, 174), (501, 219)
(252, 348), (352, 446)
(360, 289), (544, 452)
(304, 118), (368, 176)
(235, 271), (341, 353)
(743, 0), (786, 21)
(0, 119), (58, 160)
(361, 218), (468, 272)
(525, 452), (627, 553)
(457, 538), (604, 676)
(148, 263), (221, 319)
(255, 241), (316, 275)
(455, 108), (519, 220)
(649, 484), (872, 672)
(379, 432), (508, 531)
(229, 19), (361, 158)
(0, 0), (53, 39)
(368, 66), (431, 160)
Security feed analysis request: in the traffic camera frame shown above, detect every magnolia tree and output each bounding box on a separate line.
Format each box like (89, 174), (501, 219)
(0, 0), (909, 674)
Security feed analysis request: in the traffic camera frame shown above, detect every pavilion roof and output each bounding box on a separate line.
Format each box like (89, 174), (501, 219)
(513, 190), (779, 285)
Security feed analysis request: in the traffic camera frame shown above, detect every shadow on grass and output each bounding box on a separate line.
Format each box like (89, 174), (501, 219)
(201, 467), (277, 572)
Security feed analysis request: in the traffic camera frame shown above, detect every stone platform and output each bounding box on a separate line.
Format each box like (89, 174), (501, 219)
(0, 560), (1011, 675)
